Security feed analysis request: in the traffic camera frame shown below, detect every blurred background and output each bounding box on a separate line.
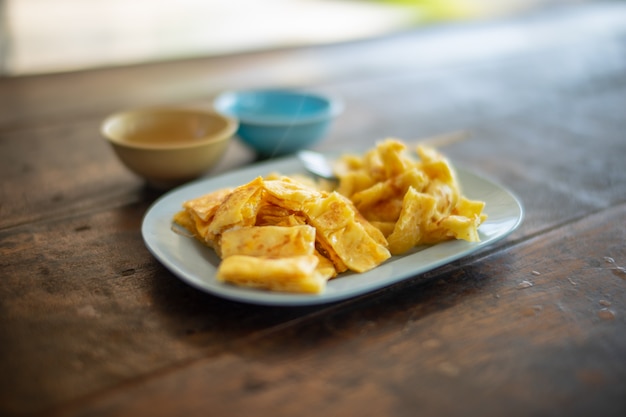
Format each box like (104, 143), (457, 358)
(0, 0), (602, 76)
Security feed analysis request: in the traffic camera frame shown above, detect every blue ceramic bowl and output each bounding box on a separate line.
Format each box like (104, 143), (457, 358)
(213, 89), (343, 157)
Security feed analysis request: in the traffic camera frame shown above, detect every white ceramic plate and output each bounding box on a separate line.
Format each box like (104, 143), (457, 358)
(142, 155), (523, 306)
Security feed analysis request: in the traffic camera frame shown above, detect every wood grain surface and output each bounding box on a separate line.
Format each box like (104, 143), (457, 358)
(1, 3), (625, 416)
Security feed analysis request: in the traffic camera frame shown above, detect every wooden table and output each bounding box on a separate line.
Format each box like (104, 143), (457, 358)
(2, 3), (625, 416)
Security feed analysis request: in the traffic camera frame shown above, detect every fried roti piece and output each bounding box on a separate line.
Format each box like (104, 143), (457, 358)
(207, 177), (265, 239)
(217, 255), (325, 293)
(263, 177), (326, 211)
(174, 187), (233, 247)
(255, 201), (307, 227)
(303, 191), (391, 273)
(219, 225), (316, 258)
(386, 187), (436, 255)
(314, 249), (338, 280)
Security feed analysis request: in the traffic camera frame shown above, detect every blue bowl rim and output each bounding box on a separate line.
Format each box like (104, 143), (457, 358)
(213, 88), (344, 126)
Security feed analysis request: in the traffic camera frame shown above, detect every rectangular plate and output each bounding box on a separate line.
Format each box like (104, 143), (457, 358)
(142, 155), (523, 306)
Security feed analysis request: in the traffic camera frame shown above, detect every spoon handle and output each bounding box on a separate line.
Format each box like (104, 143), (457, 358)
(413, 129), (470, 148)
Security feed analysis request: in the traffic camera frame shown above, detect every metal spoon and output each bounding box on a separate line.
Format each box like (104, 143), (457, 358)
(297, 130), (470, 181)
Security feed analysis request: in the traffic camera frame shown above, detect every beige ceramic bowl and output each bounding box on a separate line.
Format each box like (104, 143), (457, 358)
(102, 107), (238, 189)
